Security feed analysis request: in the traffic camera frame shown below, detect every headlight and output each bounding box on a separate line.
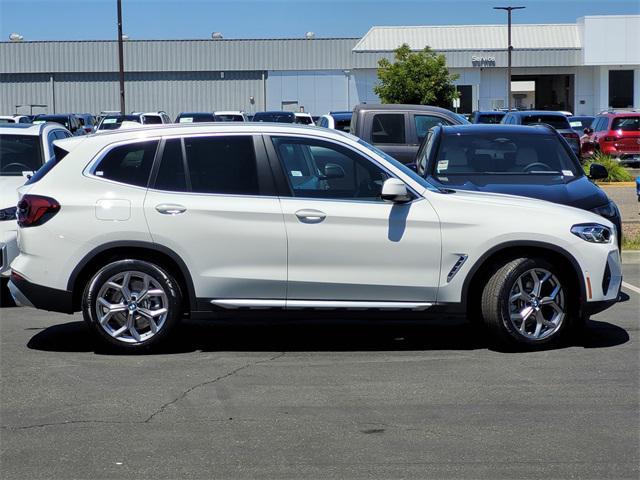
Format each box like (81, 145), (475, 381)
(571, 223), (613, 243)
(591, 201), (619, 219)
(0, 206), (17, 221)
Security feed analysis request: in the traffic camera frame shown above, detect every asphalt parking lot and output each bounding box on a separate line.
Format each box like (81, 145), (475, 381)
(0, 264), (638, 480)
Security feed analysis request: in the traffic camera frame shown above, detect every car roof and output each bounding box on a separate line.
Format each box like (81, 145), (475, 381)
(568, 115), (594, 119)
(254, 111), (294, 115)
(507, 110), (566, 117)
(178, 112), (214, 116)
(353, 103), (455, 115)
(441, 124), (557, 135)
(0, 122), (64, 136)
(215, 111), (244, 115)
(474, 111), (506, 115)
(65, 122), (353, 142)
(328, 112), (352, 120)
(600, 111), (640, 117)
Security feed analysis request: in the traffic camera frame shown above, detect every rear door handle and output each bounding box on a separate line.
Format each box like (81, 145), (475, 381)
(295, 209), (326, 224)
(155, 204), (187, 215)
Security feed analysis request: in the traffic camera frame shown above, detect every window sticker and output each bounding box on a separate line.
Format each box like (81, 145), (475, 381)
(437, 160), (449, 172)
(291, 170), (303, 177)
(103, 118), (117, 124)
(562, 170), (574, 177)
(179, 117), (193, 123)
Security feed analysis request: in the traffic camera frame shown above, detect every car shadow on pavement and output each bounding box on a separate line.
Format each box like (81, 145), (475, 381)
(26, 316), (629, 355)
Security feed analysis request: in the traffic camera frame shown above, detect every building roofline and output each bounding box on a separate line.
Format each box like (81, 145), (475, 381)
(0, 37), (360, 44)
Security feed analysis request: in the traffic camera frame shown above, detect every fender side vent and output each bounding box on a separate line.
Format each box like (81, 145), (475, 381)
(447, 254), (468, 283)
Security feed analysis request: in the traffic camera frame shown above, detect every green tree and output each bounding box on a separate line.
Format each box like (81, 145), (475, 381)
(374, 44), (459, 108)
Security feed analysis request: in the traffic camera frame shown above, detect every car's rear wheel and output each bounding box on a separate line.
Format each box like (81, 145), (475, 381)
(481, 257), (575, 349)
(82, 260), (182, 352)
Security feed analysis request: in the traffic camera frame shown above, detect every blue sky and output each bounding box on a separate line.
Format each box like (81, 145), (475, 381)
(1, 0), (638, 41)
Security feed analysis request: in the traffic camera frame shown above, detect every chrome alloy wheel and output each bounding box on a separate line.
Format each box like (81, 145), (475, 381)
(508, 268), (565, 341)
(95, 271), (168, 344)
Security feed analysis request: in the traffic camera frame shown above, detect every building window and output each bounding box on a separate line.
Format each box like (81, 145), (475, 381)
(609, 70), (634, 109)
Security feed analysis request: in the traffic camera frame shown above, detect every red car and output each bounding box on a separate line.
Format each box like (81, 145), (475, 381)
(581, 112), (640, 166)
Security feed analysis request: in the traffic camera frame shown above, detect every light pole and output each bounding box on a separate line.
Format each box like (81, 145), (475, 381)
(494, 6), (525, 110)
(117, 0), (126, 115)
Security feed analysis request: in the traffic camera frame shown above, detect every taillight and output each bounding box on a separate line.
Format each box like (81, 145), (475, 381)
(17, 195), (60, 228)
(604, 135), (621, 142)
(561, 132), (580, 140)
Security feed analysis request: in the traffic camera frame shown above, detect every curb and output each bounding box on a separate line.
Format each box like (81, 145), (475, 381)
(598, 182), (636, 187)
(622, 250), (640, 264)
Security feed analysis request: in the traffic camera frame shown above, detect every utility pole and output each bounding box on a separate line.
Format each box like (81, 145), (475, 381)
(117, 0), (126, 115)
(494, 6), (525, 111)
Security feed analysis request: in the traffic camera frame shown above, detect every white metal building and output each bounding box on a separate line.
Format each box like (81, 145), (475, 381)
(1, 15), (638, 117)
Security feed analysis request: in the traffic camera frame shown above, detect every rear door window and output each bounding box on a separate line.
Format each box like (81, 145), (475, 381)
(611, 117), (640, 131)
(414, 115), (451, 142)
(371, 113), (406, 144)
(93, 140), (158, 187)
(183, 135), (259, 195)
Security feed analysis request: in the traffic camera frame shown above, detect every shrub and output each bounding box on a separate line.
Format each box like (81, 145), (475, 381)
(582, 152), (634, 182)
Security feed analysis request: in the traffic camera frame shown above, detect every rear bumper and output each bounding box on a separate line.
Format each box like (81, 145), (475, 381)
(8, 273), (74, 313)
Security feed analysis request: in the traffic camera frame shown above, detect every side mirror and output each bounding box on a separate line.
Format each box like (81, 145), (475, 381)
(322, 163), (345, 180)
(381, 178), (412, 203)
(589, 163), (608, 180)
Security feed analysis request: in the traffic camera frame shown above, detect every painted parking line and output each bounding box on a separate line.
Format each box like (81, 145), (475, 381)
(622, 281), (640, 295)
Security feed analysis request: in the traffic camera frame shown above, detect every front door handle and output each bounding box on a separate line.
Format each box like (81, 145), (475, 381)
(156, 204), (187, 215)
(295, 209), (326, 224)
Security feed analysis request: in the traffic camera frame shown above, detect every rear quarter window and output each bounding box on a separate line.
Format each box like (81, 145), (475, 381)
(93, 140), (158, 187)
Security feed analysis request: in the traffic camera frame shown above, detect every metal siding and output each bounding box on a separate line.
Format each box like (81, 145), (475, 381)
(0, 39), (358, 74)
(353, 24), (581, 51)
(1, 72), (264, 119)
(0, 73), (51, 114)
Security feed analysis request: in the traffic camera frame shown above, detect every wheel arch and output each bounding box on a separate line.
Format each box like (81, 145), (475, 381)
(68, 241), (196, 313)
(462, 241), (586, 315)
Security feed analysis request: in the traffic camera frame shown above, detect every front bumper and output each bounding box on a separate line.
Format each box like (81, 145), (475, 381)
(8, 273), (74, 313)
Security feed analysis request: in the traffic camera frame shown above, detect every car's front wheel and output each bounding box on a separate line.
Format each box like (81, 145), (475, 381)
(481, 257), (575, 349)
(82, 259), (182, 352)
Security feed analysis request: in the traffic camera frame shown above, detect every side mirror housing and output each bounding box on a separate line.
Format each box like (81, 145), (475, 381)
(589, 163), (608, 180)
(381, 178), (412, 203)
(322, 163), (345, 180)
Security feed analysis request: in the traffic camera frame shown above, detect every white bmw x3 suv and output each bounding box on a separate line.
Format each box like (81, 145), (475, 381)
(9, 124), (622, 351)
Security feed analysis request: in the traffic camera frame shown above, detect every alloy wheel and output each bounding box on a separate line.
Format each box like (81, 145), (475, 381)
(507, 268), (565, 341)
(95, 271), (169, 344)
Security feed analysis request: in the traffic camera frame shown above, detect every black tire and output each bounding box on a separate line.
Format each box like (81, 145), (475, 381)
(481, 257), (576, 350)
(82, 259), (182, 352)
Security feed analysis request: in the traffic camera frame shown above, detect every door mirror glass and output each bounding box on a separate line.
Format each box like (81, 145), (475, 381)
(381, 178), (412, 203)
(322, 163), (345, 180)
(589, 163), (608, 180)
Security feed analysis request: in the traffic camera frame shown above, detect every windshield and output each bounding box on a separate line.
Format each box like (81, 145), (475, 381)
(253, 113), (295, 123)
(216, 114), (244, 122)
(357, 138), (436, 192)
(178, 113), (215, 123)
(476, 113), (504, 124)
(568, 117), (594, 130)
(0, 134), (43, 175)
(611, 117), (640, 131)
(335, 119), (351, 132)
(520, 115), (570, 129)
(295, 116), (313, 125)
(98, 115), (141, 130)
(430, 132), (581, 181)
(34, 116), (70, 129)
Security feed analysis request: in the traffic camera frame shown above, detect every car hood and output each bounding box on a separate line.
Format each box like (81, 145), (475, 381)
(0, 175), (29, 209)
(429, 175), (610, 211)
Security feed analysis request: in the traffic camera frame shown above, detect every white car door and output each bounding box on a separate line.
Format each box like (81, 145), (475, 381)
(144, 134), (287, 304)
(266, 134), (441, 305)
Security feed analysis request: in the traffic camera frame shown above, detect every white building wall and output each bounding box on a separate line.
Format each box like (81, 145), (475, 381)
(266, 70), (351, 115)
